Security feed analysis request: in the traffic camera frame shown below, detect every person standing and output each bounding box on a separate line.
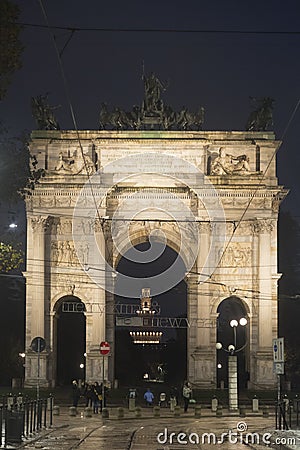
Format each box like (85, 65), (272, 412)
(182, 381), (192, 413)
(144, 388), (154, 407)
(92, 382), (102, 413)
(72, 380), (81, 408)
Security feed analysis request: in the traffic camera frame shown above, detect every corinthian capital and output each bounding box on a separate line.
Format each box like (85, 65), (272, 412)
(30, 215), (50, 232)
(251, 219), (274, 234)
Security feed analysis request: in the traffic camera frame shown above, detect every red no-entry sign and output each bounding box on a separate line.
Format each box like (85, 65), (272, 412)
(100, 341), (110, 355)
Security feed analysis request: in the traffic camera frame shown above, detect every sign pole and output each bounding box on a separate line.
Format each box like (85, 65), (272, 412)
(37, 338), (40, 400)
(102, 355), (105, 410)
(277, 374), (281, 404)
(30, 336), (46, 400)
(99, 341), (110, 411)
(273, 337), (285, 406)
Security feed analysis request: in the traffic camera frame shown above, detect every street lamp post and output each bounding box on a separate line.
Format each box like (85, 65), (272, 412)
(216, 317), (248, 411)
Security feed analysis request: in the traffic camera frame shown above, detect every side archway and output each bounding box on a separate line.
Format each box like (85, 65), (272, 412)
(53, 296), (86, 386)
(216, 296), (249, 389)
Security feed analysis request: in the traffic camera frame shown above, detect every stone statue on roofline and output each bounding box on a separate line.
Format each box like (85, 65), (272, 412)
(246, 96), (274, 131)
(97, 71), (205, 131)
(31, 93), (60, 130)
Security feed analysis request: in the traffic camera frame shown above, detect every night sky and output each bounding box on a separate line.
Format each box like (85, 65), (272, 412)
(1, 0), (300, 214)
(0, 0), (299, 386)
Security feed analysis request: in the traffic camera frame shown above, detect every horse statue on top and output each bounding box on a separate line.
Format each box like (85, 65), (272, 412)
(246, 97), (274, 131)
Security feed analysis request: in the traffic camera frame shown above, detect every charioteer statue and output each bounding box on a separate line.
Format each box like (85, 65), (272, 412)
(98, 72), (205, 131)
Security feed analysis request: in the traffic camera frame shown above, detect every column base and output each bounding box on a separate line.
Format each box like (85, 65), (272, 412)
(190, 349), (216, 388)
(254, 351), (276, 389)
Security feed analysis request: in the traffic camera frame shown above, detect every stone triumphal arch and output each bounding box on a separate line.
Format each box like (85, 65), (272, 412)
(24, 129), (287, 388)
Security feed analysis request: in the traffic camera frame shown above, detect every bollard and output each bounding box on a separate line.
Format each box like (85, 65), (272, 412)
(16, 393), (23, 407)
(69, 406), (77, 416)
(211, 396), (218, 412)
(174, 406), (181, 417)
(135, 407), (142, 418)
(216, 405), (223, 417)
(170, 398), (176, 412)
(129, 398), (135, 412)
(195, 404), (201, 418)
(262, 406), (269, 417)
(53, 405), (60, 416)
(252, 396), (259, 413)
(153, 406), (160, 417)
(7, 394), (14, 411)
(117, 407), (124, 419)
(102, 408), (109, 418)
(239, 406), (246, 417)
(84, 407), (93, 418)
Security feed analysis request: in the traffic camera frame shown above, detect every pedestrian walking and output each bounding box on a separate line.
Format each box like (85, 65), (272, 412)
(144, 388), (154, 407)
(182, 381), (192, 412)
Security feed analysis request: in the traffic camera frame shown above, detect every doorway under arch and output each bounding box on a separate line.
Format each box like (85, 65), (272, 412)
(216, 296), (249, 389)
(54, 296), (86, 386)
(114, 241), (187, 387)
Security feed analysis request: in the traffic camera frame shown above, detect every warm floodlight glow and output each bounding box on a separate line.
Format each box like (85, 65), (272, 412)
(239, 317), (247, 326)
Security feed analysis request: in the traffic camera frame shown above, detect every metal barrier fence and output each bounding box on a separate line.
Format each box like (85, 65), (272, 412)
(275, 398), (300, 430)
(0, 396), (53, 446)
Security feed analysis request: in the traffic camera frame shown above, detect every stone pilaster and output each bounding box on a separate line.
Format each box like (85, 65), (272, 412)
(24, 216), (50, 387)
(255, 219), (274, 349)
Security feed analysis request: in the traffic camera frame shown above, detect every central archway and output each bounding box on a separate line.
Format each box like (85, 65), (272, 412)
(114, 241), (187, 387)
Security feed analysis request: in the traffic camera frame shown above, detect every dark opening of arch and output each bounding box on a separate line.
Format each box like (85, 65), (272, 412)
(216, 296), (249, 389)
(55, 296), (86, 386)
(115, 242), (187, 387)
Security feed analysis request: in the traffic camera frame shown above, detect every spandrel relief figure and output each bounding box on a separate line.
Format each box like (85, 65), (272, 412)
(54, 149), (95, 175)
(210, 147), (251, 175)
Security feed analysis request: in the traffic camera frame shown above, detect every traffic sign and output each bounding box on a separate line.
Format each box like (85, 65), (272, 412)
(273, 337), (285, 362)
(31, 337), (46, 353)
(100, 341), (110, 355)
(274, 362), (285, 375)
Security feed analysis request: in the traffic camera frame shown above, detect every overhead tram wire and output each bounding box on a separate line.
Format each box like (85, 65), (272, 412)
(13, 22), (300, 35)
(37, 0), (113, 262)
(214, 97), (300, 274)
(36, 2), (300, 293)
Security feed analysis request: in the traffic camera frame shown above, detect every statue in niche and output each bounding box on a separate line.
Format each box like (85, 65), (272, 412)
(31, 93), (60, 130)
(210, 147), (250, 175)
(246, 96), (274, 131)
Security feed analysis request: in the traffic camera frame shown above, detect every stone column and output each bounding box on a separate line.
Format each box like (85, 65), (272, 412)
(189, 222), (215, 388)
(85, 218), (107, 382)
(196, 222), (211, 348)
(256, 219), (274, 348)
(25, 215), (49, 387)
(254, 219), (276, 387)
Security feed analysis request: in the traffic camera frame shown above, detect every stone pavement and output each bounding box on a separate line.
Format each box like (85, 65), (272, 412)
(15, 406), (300, 450)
